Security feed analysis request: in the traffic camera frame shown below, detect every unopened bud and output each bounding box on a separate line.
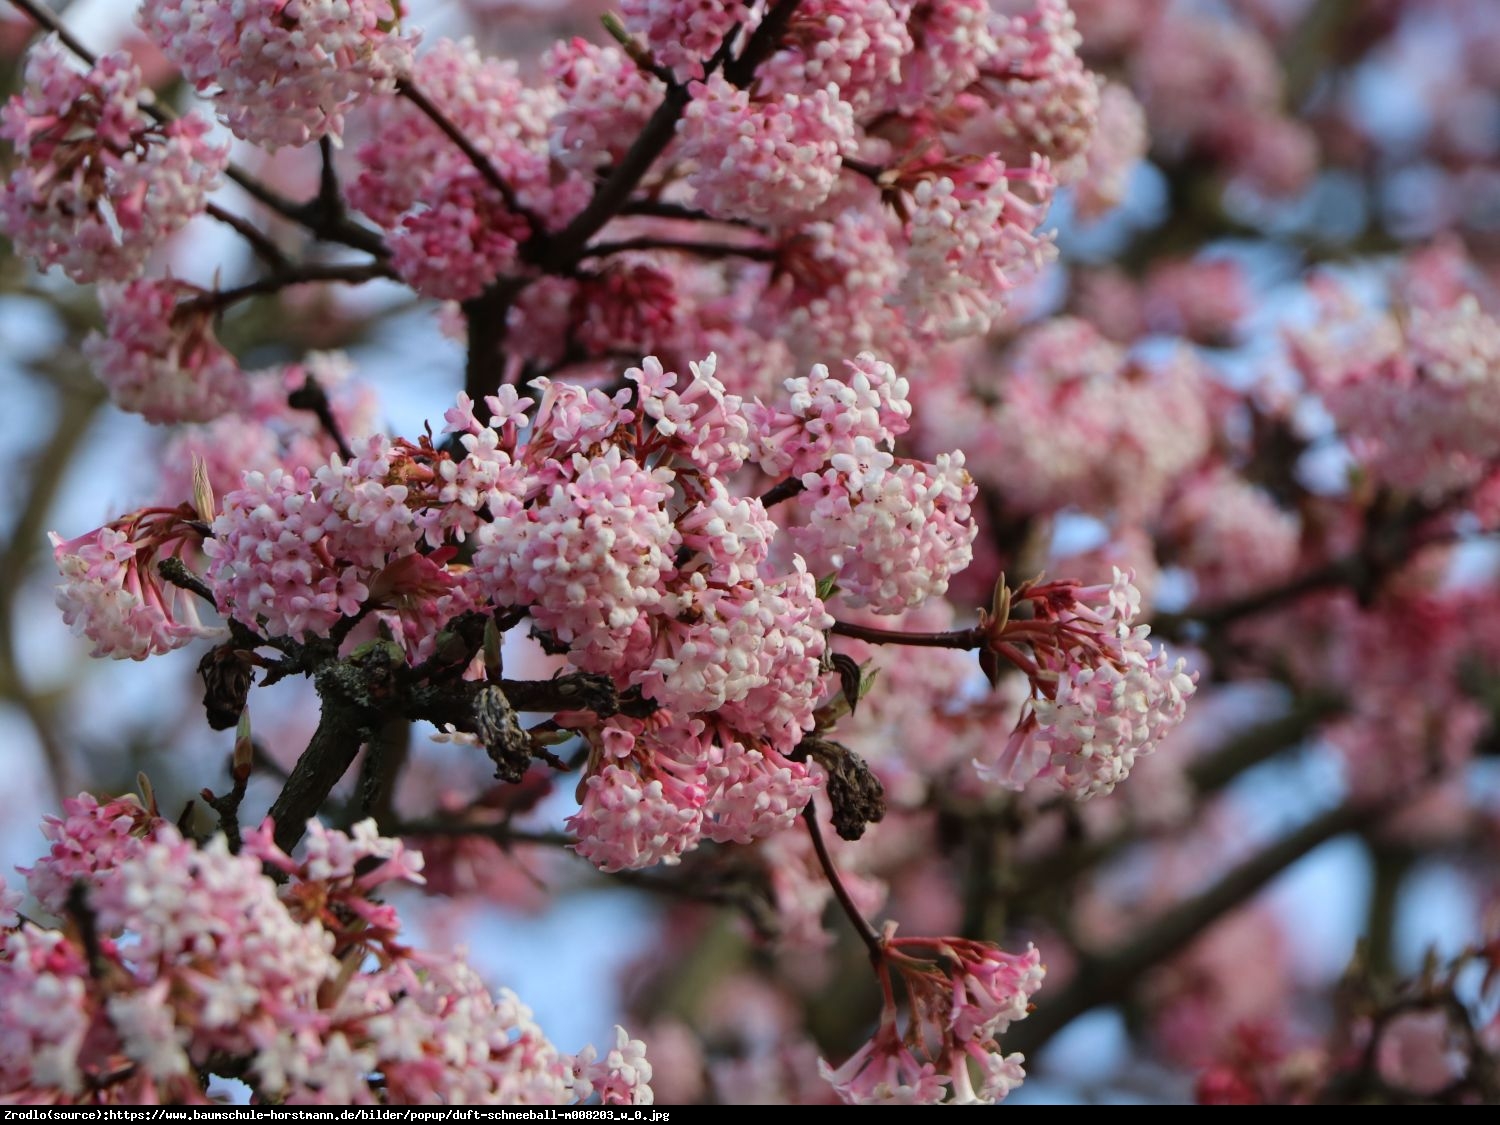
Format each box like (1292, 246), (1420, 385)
(191, 454), (216, 523)
(233, 708), (254, 782)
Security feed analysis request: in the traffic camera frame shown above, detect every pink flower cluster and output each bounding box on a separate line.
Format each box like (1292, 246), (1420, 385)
(83, 279), (244, 424)
(1, 800), (651, 1104)
(979, 569), (1198, 800)
(954, 0), (1100, 180)
(1291, 284), (1500, 498)
(958, 316), (1212, 520)
(620, 0), (749, 81)
(50, 506), (216, 661)
(546, 38), (665, 172)
(758, 0), (912, 114)
(677, 76), (858, 227)
(0, 37), (226, 284)
(349, 38), (587, 300)
(820, 930), (1045, 1104)
(567, 713), (822, 872)
(896, 155), (1058, 340)
(40, 349), (974, 868)
(137, 0), (416, 148)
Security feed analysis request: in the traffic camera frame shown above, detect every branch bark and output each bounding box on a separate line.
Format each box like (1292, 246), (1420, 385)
(1004, 799), (1388, 1059)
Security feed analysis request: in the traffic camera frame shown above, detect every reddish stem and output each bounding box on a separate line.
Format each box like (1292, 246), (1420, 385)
(830, 619), (984, 650)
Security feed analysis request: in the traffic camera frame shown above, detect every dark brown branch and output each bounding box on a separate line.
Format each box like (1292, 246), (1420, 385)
(617, 199), (757, 225)
(1003, 693), (1344, 906)
(580, 236), (777, 262)
(190, 260), (395, 312)
(1005, 799), (1388, 1058)
(316, 136), (341, 214)
(6, 0), (90, 64)
(1153, 557), (1360, 638)
(8, 0), (390, 259)
(203, 202), (292, 273)
(287, 369), (357, 461)
(722, 0), (803, 89)
(267, 701), (372, 855)
(830, 619), (985, 650)
(804, 804), (885, 960)
(531, 83), (693, 269)
(201, 761), (251, 854)
(396, 77), (540, 230)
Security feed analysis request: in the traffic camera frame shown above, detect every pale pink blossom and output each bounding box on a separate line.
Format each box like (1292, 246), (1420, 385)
(3, 807), (648, 1104)
(567, 761), (705, 872)
(0, 37), (226, 283)
(750, 353), (912, 479)
(21, 792), (162, 915)
(897, 0), (998, 109)
(677, 76), (858, 227)
(950, 0), (1101, 180)
(138, 0), (416, 148)
(620, 0), (749, 81)
(979, 570), (1198, 800)
(793, 442), (978, 613)
(820, 932), (1043, 1104)
(545, 38), (664, 171)
(84, 279), (244, 424)
(471, 447), (677, 675)
(51, 508), (216, 661)
(897, 156), (1056, 340)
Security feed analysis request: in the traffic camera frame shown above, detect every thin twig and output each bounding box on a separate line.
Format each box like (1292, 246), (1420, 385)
(6, 0), (90, 61)
(581, 236), (777, 262)
(189, 260), (395, 312)
(396, 77), (540, 230)
(392, 818), (575, 849)
(830, 619), (985, 650)
(804, 804), (885, 960)
(1004, 798), (1390, 1058)
(287, 372), (356, 461)
(204, 202), (292, 272)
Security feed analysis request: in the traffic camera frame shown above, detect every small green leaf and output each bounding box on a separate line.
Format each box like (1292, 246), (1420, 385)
(816, 572), (840, 602)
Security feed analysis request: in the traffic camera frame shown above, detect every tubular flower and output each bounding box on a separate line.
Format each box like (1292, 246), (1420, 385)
(820, 927), (1044, 1104)
(50, 506), (216, 661)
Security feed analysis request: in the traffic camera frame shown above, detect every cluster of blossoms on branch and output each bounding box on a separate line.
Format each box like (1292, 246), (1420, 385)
(42, 0), (1491, 1106)
(0, 36), (226, 283)
(0, 793), (651, 1104)
(0, 0), (1144, 381)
